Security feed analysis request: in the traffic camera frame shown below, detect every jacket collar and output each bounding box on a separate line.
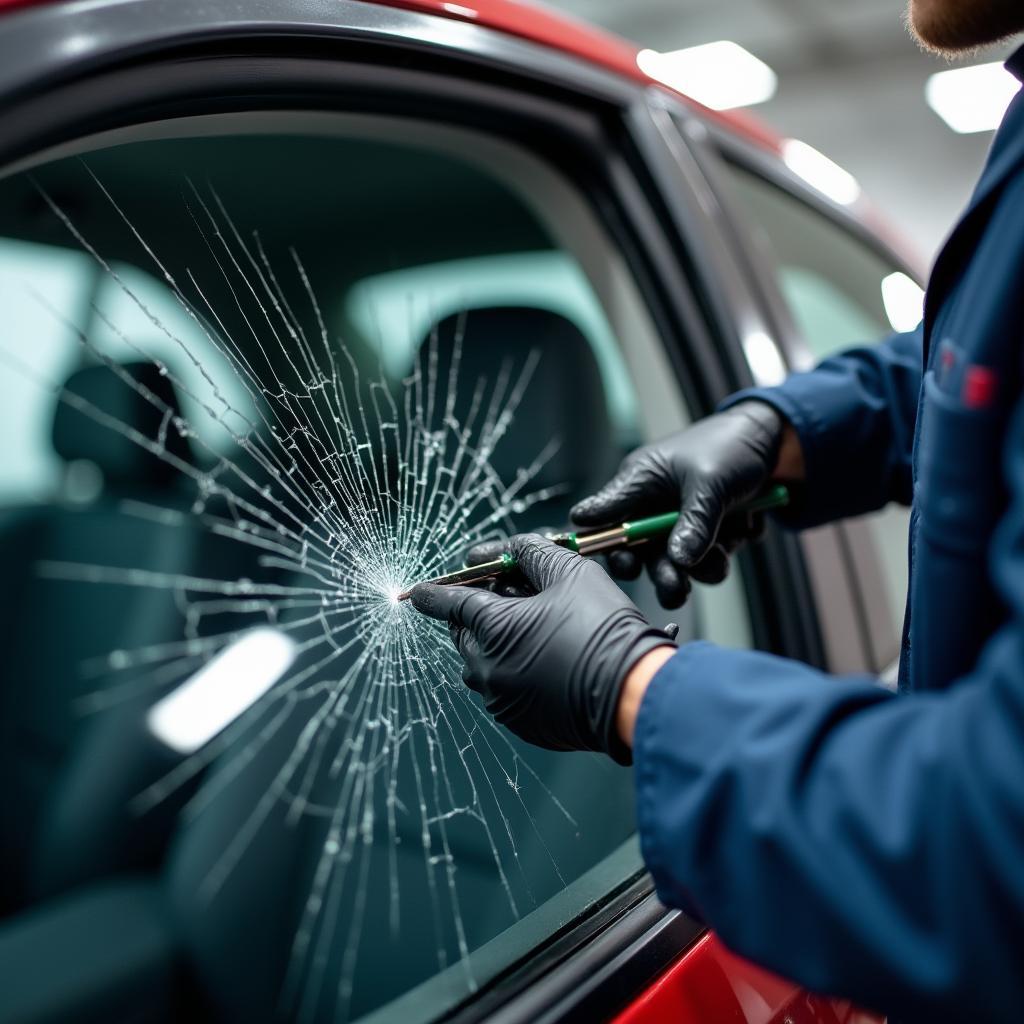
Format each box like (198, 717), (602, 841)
(923, 43), (1024, 346)
(1007, 44), (1024, 84)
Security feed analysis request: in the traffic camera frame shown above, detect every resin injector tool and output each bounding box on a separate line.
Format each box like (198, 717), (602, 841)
(396, 485), (790, 601)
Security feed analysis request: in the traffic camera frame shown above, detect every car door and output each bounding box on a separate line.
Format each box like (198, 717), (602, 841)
(0, 3), (867, 1023)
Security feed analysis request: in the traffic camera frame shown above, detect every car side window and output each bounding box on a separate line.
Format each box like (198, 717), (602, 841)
(0, 123), (753, 1023)
(718, 159), (918, 649)
(719, 161), (924, 356)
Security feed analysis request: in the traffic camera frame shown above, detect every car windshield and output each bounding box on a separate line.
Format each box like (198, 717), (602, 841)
(0, 117), (751, 1023)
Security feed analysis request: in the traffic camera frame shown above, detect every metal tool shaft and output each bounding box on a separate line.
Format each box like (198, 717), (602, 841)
(396, 554), (515, 602)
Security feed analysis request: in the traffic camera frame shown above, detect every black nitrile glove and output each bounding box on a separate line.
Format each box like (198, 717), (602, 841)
(570, 401), (784, 609)
(410, 534), (677, 765)
(464, 528), (558, 598)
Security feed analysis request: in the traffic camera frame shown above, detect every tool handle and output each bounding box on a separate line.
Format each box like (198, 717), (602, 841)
(619, 484), (790, 545)
(622, 511), (680, 544)
(740, 483), (792, 515)
(443, 485), (792, 587)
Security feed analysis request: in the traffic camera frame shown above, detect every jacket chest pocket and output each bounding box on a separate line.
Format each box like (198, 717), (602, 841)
(909, 371), (1006, 689)
(916, 371), (1004, 552)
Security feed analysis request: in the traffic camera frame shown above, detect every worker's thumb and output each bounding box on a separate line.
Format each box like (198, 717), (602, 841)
(409, 583), (502, 628)
(508, 533), (584, 590)
(667, 487), (723, 569)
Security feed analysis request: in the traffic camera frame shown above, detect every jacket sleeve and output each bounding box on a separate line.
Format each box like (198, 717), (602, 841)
(721, 327), (923, 528)
(634, 389), (1024, 1023)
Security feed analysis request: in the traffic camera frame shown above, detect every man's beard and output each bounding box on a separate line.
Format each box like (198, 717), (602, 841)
(906, 0), (1024, 55)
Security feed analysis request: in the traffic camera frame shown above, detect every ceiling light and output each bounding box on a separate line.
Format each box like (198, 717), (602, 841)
(148, 628), (297, 754)
(781, 139), (862, 206)
(637, 41), (778, 111)
(926, 62), (1019, 134)
(881, 272), (925, 333)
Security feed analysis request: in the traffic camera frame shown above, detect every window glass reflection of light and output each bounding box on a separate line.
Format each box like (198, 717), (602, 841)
(743, 331), (787, 386)
(781, 140), (861, 207)
(881, 272), (925, 333)
(147, 628), (297, 754)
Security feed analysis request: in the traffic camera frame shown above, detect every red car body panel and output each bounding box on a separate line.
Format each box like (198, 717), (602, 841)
(613, 933), (885, 1024)
(0, 0), (53, 12)
(377, 0), (648, 84)
(0, 1), (900, 1022)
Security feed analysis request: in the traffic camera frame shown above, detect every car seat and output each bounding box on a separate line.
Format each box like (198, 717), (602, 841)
(0, 360), (250, 916)
(413, 307), (637, 930)
(416, 306), (619, 534)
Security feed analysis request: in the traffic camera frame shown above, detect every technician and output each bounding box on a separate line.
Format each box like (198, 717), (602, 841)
(412, 2), (1024, 1020)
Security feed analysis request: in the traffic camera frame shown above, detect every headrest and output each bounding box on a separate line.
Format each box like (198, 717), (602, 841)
(52, 361), (192, 487)
(418, 308), (616, 516)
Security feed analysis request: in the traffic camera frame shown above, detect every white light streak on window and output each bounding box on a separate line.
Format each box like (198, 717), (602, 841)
(148, 628), (297, 754)
(881, 272), (925, 333)
(743, 330), (787, 386)
(59, 34), (95, 58)
(637, 42), (778, 111)
(781, 140), (861, 207)
(926, 62), (1019, 134)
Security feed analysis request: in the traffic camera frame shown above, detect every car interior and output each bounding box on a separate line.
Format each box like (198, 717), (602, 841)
(0, 120), (734, 1022)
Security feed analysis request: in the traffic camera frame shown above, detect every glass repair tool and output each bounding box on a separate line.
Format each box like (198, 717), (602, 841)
(396, 485), (789, 601)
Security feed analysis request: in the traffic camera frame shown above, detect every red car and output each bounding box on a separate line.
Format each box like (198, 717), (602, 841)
(0, 1), (916, 1022)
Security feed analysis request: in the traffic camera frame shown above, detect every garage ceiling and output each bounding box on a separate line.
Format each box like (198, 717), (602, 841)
(546, 0), (920, 72)
(540, 0), (1020, 262)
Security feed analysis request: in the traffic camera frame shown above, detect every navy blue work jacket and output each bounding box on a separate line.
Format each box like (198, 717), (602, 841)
(634, 47), (1024, 1023)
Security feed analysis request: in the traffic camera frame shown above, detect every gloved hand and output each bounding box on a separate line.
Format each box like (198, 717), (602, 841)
(569, 401), (785, 608)
(410, 534), (677, 764)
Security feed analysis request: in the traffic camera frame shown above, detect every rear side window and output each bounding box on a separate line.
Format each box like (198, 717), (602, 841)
(0, 122), (752, 1022)
(721, 164), (924, 357)
(720, 160), (918, 648)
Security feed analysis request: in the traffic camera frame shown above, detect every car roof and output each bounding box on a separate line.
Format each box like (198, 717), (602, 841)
(0, 0), (783, 153)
